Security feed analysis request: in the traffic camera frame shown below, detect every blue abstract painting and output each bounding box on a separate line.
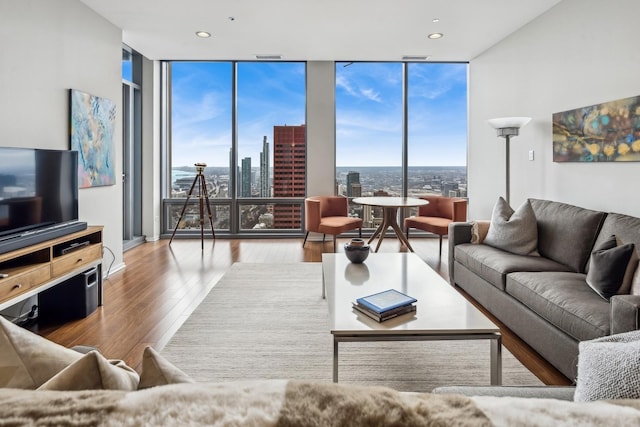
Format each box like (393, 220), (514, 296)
(553, 95), (640, 162)
(70, 89), (116, 187)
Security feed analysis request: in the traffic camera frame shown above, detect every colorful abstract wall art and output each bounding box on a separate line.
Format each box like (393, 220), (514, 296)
(69, 89), (116, 187)
(553, 95), (640, 162)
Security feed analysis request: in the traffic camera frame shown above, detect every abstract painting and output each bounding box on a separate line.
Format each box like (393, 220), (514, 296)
(552, 95), (640, 162)
(69, 89), (116, 187)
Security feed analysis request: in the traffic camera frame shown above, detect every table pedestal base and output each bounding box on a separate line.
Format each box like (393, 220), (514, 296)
(367, 207), (414, 252)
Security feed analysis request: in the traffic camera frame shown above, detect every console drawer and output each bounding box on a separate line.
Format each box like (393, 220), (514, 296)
(52, 245), (102, 277)
(0, 264), (51, 304)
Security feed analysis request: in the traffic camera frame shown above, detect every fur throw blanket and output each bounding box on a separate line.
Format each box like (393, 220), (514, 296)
(1, 380), (639, 426)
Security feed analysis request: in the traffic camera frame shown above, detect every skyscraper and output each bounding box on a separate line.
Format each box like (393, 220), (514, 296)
(346, 171), (360, 198)
(260, 136), (270, 197)
(273, 124), (306, 229)
(241, 157), (252, 197)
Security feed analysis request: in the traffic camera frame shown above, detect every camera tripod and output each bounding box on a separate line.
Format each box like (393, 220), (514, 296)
(169, 162), (216, 249)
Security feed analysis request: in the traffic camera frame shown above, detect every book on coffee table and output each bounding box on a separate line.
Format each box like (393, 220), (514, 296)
(356, 289), (417, 314)
(352, 302), (417, 322)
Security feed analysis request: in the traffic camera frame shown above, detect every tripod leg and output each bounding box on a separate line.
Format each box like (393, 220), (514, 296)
(201, 175), (216, 240)
(169, 174), (200, 245)
(198, 176), (205, 250)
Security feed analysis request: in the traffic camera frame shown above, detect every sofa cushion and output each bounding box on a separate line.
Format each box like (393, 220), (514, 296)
(529, 199), (606, 273)
(0, 316), (82, 389)
(484, 197), (539, 256)
(586, 235), (635, 300)
(506, 272), (610, 341)
(37, 351), (139, 391)
(138, 346), (195, 390)
(455, 244), (572, 291)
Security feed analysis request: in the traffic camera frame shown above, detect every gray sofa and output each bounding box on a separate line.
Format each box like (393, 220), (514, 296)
(448, 198), (640, 380)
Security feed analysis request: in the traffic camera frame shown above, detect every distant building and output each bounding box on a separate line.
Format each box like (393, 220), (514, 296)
(260, 136), (270, 197)
(442, 181), (459, 198)
(350, 183), (362, 197)
(241, 157), (252, 197)
(346, 171), (360, 198)
(273, 124), (306, 229)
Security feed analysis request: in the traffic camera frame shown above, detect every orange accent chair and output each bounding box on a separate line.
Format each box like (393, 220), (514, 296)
(303, 196), (363, 252)
(404, 196), (468, 255)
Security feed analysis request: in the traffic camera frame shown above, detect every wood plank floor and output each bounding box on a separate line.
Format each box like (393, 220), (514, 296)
(35, 236), (572, 386)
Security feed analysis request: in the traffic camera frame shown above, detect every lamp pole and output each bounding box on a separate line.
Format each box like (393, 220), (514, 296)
(504, 133), (512, 205)
(487, 117), (531, 206)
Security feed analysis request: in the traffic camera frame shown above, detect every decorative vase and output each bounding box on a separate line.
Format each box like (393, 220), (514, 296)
(344, 238), (370, 263)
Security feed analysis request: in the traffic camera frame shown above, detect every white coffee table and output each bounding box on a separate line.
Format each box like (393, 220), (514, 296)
(322, 252), (502, 385)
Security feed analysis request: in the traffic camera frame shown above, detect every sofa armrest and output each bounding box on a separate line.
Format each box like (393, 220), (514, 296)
(432, 386), (576, 401)
(448, 222), (473, 284)
(610, 295), (640, 334)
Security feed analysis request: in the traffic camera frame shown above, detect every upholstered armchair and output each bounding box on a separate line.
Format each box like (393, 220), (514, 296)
(404, 196), (468, 255)
(303, 196), (363, 252)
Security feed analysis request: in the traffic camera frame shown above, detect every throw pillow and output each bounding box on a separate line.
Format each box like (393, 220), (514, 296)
(574, 329), (640, 401)
(138, 346), (194, 389)
(470, 220), (491, 244)
(483, 197), (539, 256)
(0, 316), (82, 389)
(586, 235), (635, 300)
(38, 350), (139, 391)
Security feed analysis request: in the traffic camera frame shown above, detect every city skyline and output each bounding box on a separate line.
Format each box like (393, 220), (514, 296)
(170, 62), (467, 169)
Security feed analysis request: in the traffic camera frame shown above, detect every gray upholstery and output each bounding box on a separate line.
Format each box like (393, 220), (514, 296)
(448, 200), (640, 381)
(611, 295), (640, 334)
(529, 199), (606, 273)
(506, 272), (610, 341)
(587, 212), (640, 272)
(453, 260), (581, 380)
(455, 243), (571, 291)
(432, 385), (576, 400)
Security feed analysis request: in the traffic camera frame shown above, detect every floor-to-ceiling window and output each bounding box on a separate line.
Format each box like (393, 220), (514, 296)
(163, 61), (306, 237)
(336, 62), (468, 226)
(122, 46), (144, 250)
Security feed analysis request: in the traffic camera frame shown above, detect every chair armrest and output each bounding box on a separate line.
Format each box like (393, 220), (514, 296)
(448, 222), (473, 284)
(432, 386), (576, 400)
(451, 199), (468, 222)
(610, 295), (640, 334)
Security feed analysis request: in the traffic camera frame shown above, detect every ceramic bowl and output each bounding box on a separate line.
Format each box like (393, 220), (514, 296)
(344, 243), (370, 263)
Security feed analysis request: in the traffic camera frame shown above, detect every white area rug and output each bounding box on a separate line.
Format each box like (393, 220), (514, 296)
(161, 262), (543, 392)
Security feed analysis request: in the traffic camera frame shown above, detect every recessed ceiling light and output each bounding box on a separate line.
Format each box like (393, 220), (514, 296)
(255, 54), (282, 60)
(432, 18), (440, 23)
(195, 31), (211, 38)
(427, 33), (444, 39)
(402, 55), (430, 61)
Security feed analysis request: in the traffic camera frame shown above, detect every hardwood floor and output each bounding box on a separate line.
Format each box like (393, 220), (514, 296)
(36, 236), (572, 386)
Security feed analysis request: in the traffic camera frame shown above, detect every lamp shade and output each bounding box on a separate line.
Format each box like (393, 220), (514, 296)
(487, 117), (531, 129)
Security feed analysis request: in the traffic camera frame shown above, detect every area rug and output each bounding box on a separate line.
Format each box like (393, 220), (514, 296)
(161, 262), (543, 392)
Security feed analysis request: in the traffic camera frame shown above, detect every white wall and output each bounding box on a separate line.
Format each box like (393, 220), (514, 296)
(0, 0), (124, 272)
(468, 0), (640, 219)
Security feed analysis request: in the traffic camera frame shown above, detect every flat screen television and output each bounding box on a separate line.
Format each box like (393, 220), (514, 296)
(0, 147), (86, 253)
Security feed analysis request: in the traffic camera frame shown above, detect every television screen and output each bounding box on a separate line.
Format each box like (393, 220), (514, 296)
(0, 147), (79, 240)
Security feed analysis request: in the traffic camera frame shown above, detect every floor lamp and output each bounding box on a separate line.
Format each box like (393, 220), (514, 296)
(487, 117), (531, 205)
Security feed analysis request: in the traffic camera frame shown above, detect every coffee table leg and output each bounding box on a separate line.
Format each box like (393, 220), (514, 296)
(490, 334), (502, 385)
(333, 338), (339, 382)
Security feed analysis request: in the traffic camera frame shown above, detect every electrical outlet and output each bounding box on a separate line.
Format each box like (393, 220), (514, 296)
(528, 150), (535, 161)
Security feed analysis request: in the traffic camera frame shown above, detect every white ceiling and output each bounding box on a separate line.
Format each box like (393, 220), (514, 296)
(81, 0), (563, 61)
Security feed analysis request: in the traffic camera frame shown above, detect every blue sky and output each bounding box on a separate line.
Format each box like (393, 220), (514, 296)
(169, 62), (467, 169)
